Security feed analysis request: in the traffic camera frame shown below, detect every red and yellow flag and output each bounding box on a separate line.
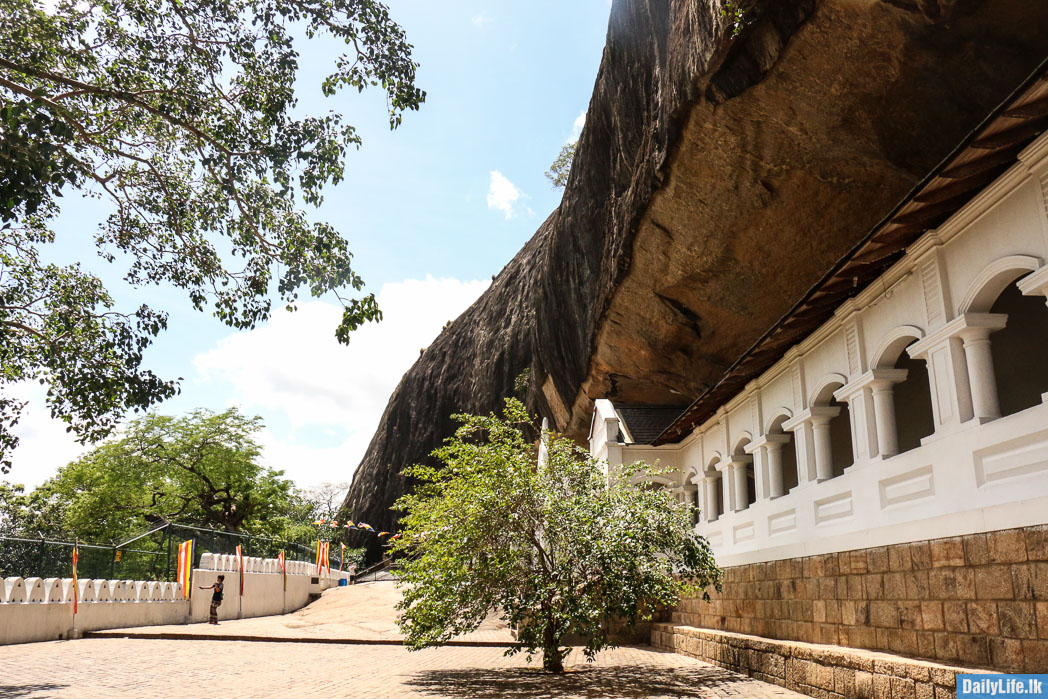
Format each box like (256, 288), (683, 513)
(315, 541), (330, 575)
(278, 550), (286, 591)
(71, 543), (79, 615)
(235, 545), (244, 596)
(177, 540), (194, 599)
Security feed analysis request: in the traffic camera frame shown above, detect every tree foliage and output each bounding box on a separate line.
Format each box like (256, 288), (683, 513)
(394, 399), (722, 673)
(0, 0), (424, 470)
(544, 140), (575, 189)
(5, 407), (304, 542)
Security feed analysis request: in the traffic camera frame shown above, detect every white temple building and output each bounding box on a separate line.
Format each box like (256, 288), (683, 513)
(590, 110), (1048, 569)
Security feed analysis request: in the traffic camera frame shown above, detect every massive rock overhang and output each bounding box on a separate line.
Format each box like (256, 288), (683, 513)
(654, 58), (1048, 446)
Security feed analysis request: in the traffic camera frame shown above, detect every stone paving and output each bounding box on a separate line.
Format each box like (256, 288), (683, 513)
(0, 581), (805, 698)
(0, 639), (804, 698)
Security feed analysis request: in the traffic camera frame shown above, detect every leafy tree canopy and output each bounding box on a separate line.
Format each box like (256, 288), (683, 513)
(0, 0), (424, 471)
(394, 399), (722, 673)
(4, 407), (305, 542)
(544, 140), (575, 189)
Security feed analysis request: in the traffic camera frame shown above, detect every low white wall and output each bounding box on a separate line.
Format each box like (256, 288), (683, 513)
(0, 554), (351, 645)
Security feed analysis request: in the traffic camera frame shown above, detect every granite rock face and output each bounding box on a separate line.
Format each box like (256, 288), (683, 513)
(343, 0), (1048, 549)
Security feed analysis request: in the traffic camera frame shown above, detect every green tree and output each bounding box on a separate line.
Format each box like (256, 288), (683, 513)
(0, 0), (424, 471)
(394, 399), (722, 673)
(33, 407), (301, 542)
(544, 140), (576, 189)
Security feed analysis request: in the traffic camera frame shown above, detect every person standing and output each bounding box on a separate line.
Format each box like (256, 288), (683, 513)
(199, 575), (224, 625)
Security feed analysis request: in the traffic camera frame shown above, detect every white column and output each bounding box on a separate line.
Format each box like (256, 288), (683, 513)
(867, 369), (908, 458)
(870, 382), (899, 458)
(766, 442), (784, 498)
(853, 389), (879, 461)
(959, 326), (1001, 421)
(750, 446), (766, 502)
(704, 474), (720, 521)
(907, 313), (1006, 429)
(731, 457), (750, 511)
(721, 467), (733, 515)
(785, 405), (846, 481)
(750, 433), (792, 498)
(793, 420), (816, 483)
(810, 414), (836, 481)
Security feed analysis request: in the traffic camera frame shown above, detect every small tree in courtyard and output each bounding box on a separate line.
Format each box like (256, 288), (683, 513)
(393, 399), (722, 673)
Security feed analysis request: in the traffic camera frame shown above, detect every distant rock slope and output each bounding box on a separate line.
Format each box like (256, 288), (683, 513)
(343, 0), (1048, 547)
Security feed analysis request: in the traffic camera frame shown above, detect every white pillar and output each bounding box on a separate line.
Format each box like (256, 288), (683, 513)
(721, 467), (733, 515)
(811, 415), (835, 481)
(730, 456), (752, 511)
(960, 327), (1001, 421)
(766, 442), (784, 498)
(907, 314), (1005, 429)
(751, 433), (793, 498)
(750, 446), (766, 502)
(704, 474), (720, 521)
(869, 373), (907, 458)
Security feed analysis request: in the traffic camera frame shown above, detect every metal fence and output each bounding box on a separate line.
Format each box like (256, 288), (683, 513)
(0, 522), (337, 581)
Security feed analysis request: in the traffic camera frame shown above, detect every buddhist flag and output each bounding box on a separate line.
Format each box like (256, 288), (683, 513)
(358, 522), (374, 532)
(71, 542), (79, 615)
(316, 540), (330, 575)
(177, 540), (194, 599)
(278, 550), (287, 591)
(339, 543), (346, 572)
(236, 545), (244, 596)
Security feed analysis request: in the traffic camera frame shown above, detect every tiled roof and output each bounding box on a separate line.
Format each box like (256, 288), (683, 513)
(614, 404), (688, 445)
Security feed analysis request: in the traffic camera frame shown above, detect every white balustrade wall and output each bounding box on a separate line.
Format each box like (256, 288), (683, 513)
(0, 553), (353, 645)
(591, 130), (1048, 568)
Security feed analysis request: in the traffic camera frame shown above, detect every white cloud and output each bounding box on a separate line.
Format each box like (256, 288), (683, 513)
(194, 276), (489, 486)
(2, 382), (87, 489)
(471, 12), (492, 29)
(572, 110), (586, 139)
(486, 170), (526, 220)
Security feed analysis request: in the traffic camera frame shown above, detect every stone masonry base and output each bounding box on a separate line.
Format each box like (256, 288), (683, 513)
(671, 525), (1048, 670)
(651, 623), (992, 699)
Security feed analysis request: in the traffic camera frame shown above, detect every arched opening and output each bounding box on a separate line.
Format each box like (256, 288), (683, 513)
(828, 398), (854, 475)
(893, 342), (935, 453)
(768, 415), (798, 494)
(712, 472), (723, 522)
(989, 282), (1048, 417)
(732, 439), (756, 509)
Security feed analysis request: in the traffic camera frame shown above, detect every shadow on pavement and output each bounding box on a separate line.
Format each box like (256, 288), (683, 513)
(406, 663), (760, 698)
(0, 684), (68, 698)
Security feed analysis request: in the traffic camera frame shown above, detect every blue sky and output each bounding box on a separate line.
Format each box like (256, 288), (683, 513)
(4, 1), (612, 490)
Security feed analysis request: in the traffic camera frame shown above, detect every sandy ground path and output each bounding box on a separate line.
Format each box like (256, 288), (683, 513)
(99, 580), (513, 643)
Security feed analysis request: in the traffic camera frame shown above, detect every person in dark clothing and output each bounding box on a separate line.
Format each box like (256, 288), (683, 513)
(200, 575), (224, 625)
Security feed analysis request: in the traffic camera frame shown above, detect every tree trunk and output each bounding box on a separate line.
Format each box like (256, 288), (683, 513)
(542, 616), (564, 673)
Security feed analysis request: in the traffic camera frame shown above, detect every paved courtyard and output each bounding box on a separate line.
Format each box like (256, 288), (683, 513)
(0, 583), (803, 698)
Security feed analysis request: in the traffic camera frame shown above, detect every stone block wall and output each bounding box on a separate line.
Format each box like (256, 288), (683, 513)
(651, 623), (991, 699)
(672, 525), (1048, 672)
